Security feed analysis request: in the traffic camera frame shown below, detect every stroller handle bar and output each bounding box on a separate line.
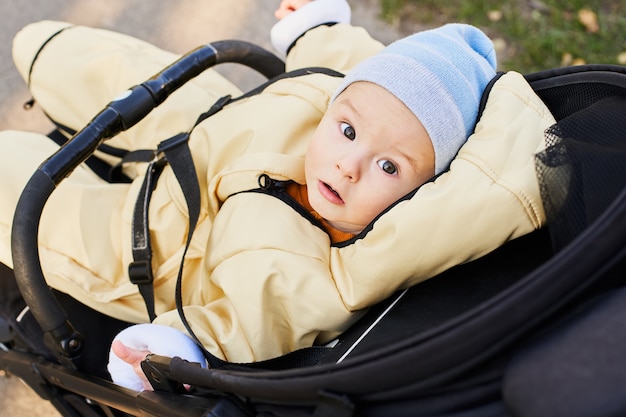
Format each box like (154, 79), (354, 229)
(10, 40), (285, 362)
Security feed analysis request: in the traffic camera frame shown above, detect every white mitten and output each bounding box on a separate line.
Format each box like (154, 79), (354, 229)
(107, 323), (206, 391)
(271, 0), (351, 55)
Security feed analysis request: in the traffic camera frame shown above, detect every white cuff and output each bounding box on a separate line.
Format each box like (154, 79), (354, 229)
(271, 0), (351, 55)
(107, 323), (206, 391)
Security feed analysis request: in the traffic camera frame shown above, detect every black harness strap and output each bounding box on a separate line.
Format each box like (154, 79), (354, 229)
(129, 152), (166, 322)
(159, 134), (206, 353)
(127, 95), (233, 322)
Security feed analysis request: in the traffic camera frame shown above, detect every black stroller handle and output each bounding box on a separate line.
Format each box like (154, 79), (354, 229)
(10, 40), (285, 361)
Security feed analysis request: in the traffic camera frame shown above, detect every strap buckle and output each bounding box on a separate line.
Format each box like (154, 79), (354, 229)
(128, 260), (153, 285)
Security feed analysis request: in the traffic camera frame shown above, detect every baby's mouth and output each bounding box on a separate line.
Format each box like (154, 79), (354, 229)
(320, 181), (344, 204)
(326, 182), (339, 197)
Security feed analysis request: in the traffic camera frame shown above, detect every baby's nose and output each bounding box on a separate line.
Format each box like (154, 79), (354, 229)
(336, 155), (361, 181)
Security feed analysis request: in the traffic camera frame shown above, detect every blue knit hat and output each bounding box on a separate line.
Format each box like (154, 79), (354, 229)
(333, 24), (497, 175)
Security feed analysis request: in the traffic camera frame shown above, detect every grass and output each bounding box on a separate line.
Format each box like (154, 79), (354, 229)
(378, 0), (626, 73)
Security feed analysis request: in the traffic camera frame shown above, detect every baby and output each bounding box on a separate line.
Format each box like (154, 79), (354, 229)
(109, 0), (496, 390)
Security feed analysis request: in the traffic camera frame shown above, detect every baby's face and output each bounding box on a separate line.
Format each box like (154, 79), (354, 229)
(305, 81), (435, 234)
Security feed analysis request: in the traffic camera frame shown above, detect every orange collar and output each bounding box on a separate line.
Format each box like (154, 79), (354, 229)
(286, 182), (355, 244)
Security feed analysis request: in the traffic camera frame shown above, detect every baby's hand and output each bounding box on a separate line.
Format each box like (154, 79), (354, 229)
(111, 340), (153, 391)
(275, 0), (312, 20)
(107, 323), (206, 391)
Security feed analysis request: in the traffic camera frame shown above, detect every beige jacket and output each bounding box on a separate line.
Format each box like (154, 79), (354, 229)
(0, 21), (554, 362)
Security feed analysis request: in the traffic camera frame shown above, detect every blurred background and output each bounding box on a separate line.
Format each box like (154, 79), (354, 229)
(0, 0), (624, 415)
(379, 0), (626, 72)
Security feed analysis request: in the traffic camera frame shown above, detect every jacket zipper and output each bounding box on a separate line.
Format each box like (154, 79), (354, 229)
(255, 174), (327, 231)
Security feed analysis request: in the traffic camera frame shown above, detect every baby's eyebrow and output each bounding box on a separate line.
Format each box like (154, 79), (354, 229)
(389, 141), (424, 175)
(337, 97), (362, 120)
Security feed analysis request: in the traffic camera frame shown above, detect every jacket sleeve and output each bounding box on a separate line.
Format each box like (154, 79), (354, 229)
(152, 192), (358, 363)
(284, 23), (385, 73)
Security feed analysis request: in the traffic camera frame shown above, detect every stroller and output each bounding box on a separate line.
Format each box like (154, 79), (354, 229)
(1, 30), (626, 417)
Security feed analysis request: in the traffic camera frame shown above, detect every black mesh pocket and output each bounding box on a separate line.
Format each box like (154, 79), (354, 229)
(535, 95), (626, 251)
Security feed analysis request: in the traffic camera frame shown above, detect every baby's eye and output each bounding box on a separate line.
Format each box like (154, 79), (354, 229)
(378, 159), (398, 175)
(340, 122), (356, 140)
